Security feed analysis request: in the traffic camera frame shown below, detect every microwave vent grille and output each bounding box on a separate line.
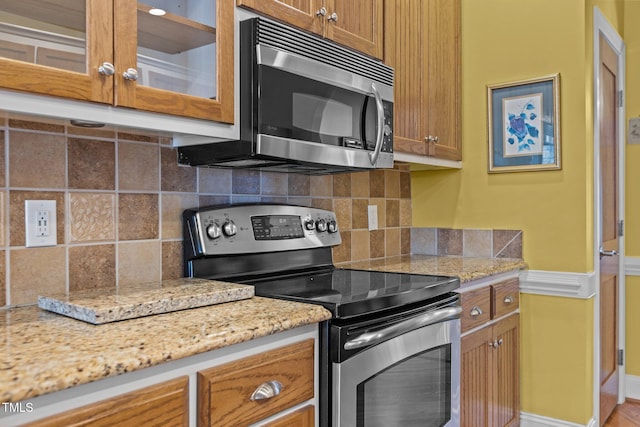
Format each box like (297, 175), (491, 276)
(253, 18), (393, 87)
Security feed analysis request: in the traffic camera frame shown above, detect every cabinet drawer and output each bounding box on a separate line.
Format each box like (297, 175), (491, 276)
(198, 339), (314, 427)
(460, 287), (491, 333)
(492, 278), (519, 318)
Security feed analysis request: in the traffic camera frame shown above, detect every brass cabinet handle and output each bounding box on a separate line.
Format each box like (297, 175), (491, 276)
(469, 306), (483, 318)
(250, 380), (283, 401)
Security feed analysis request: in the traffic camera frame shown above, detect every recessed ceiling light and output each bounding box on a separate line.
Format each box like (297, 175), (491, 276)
(149, 7), (166, 16)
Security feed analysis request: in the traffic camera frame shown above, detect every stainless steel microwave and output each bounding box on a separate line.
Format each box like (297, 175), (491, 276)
(178, 17), (394, 174)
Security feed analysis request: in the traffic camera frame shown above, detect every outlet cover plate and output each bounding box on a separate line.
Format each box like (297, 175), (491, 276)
(25, 200), (57, 247)
(368, 205), (378, 231)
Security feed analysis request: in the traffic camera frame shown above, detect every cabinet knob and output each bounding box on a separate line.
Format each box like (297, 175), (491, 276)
(424, 135), (440, 143)
(503, 295), (514, 305)
(250, 380), (283, 401)
(316, 6), (327, 16)
(469, 306), (483, 318)
(122, 68), (138, 81)
(98, 62), (115, 76)
(327, 12), (338, 22)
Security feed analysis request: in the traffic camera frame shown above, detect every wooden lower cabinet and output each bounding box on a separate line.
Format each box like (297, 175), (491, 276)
(461, 314), (520, 427)
(198, 339), (315, 427)
(263, 405), (315, 427)
(24, 377), (189, 427)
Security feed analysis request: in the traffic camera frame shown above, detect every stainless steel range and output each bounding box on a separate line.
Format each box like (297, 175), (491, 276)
(183, 204), (461, 427)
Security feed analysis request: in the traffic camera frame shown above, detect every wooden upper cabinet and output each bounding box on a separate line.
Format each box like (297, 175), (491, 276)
(0, 0), (234, 123)
(237, 0), (384, 59)
(384, 0), (461, 161)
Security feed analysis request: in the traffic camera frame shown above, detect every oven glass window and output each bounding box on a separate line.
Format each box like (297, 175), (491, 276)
(258, 67), (376, 149)
(356, 344), (451, 427)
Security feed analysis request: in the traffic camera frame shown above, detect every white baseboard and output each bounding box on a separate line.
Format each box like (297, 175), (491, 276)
(521, 412), (597, 427)
(627, 374), (640, 400)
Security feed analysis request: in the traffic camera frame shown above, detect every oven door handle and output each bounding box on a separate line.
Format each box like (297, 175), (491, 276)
(343, 306), (462, 351)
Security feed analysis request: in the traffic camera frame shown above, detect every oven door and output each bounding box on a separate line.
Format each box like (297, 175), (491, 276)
(332, 307), (461, 427)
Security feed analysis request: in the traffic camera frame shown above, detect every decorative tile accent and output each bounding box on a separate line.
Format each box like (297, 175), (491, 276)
(160, 147), (196, 192)
(10, 247), (65, 305)
(463, 229), (492, 258)
(162, 241), (183, 280)
(118, 241), (161, 286)
(118, 142), (159, 191)
(69, 193), (115, 242)
(494, 230), (523, 258)
(199, 168), (232, 194)
(69, 244), (116, 291)
(68, 137), (115, 190)
(161, 193), (198, 239)
(232, 169), (260, 194)
(9, 132), (66, 189)
(118, 194), (159, 240)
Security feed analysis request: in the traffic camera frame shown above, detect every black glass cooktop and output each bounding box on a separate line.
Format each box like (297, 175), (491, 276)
(247, 268), (460, 319)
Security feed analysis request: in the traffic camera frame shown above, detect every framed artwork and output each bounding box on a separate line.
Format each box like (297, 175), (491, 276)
(487, 74), (561, 172)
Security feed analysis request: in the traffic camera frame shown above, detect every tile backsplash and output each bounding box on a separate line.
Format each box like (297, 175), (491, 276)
(0, 117), (412, 307)
(411, 227), (523, 258)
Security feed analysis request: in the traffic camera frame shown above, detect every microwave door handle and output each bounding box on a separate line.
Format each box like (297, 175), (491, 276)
(369, 82), (385, 165)
(343, 306), (462, 351)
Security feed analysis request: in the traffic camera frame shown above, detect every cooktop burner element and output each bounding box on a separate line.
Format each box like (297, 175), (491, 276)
(183, 203), (459, 319)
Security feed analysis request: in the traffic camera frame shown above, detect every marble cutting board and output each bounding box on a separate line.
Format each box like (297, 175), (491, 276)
(38, 278), (254, 325)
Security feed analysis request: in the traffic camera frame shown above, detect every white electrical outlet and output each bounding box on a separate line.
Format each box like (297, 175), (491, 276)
(25, 200), (57, 247)
(368, 205), (378, 231)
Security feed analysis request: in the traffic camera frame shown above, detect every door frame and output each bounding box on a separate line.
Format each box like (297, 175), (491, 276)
(593, 6), (625, 424)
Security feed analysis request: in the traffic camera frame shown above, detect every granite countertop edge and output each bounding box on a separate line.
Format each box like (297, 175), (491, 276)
(0, 297), (332, 403)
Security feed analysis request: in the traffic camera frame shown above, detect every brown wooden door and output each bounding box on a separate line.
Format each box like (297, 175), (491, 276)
(598, 34), (620, 426)
(325, 0), (384, 59)
(236, 0), (324, 35)
(114, 0), (235, 123)
(0, 0), (114, 104)
(490, 314), (520, 427)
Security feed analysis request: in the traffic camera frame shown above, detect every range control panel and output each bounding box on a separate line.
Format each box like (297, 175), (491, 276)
(184, 204), (341, 257)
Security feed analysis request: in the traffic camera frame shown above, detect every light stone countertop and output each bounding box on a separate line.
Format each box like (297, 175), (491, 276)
(338, 255), (527, 284)
(0, 296), (331, 403)
(0, 255), (526, 404)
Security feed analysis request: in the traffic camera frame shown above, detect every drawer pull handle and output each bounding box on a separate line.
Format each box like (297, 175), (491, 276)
(250, 380), (283, 401)
(503, 295), (514, 305)
(470, 306), (483, 317)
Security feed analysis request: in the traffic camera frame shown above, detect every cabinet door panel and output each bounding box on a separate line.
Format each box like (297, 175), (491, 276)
(383, 0), (426, 155)
(263, 405), (315, 427)
(424, 0), (461, 160)
(25, 377), (189, 427)
(327, 0), (383, 59)
(116, 0), (234, 123)
(236, 0), (323, 35)
(491, 314), (520, 427)
(0, 0), (113, 103)
(461, 326), (492, 427)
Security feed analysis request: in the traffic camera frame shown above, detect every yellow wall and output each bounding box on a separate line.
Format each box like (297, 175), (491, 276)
(412, 0), (591, 273)
(410, 0), (627, 423)
(520, 294), (594, 423)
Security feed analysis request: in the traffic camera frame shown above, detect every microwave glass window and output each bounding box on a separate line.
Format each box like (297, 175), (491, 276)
(356, 344), (452, 427)
(259, 67), (376, 148)
(292, 93), (354, 143)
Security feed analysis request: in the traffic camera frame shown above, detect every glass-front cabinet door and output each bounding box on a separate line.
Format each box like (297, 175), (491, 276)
(0, 0), (233, 123)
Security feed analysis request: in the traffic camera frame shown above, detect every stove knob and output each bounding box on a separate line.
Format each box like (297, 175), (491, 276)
(206, 223), (221, 240)
(316, 219), (327, 232)
(327, 220), (338, 233)
(304, 219), (316, 230)
(222, 220), (237, 237)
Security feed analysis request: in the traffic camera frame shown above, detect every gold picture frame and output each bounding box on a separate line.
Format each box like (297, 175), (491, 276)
(487, 74), (561, 173)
